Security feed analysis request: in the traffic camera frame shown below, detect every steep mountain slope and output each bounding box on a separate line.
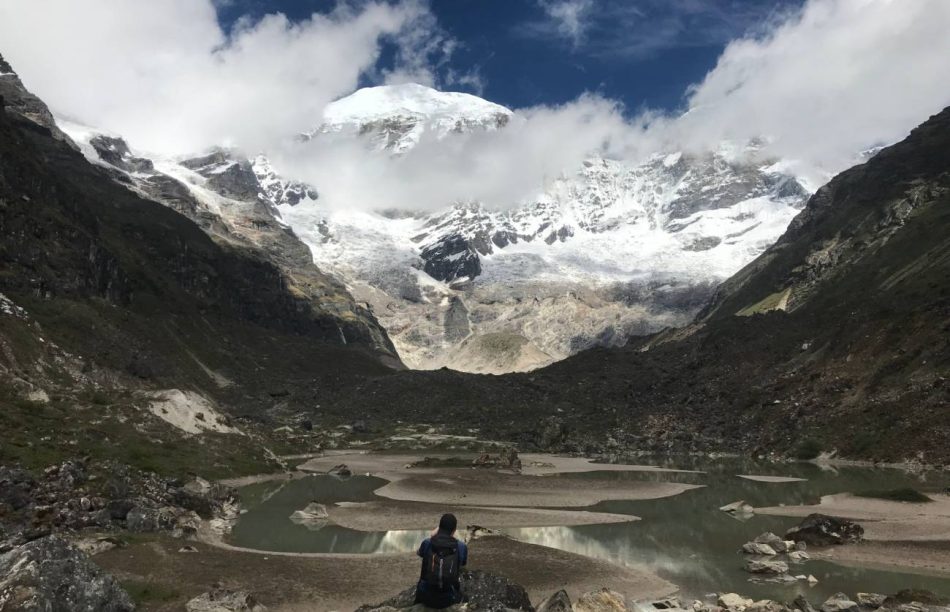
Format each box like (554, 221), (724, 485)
(281, 84), (812, 373)
(53, 125), (397, 364)
(319, 105), (950, 463)
(0, 55), (396, 472)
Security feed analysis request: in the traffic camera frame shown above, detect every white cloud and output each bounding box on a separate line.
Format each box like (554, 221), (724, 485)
(280, 0), (950, 212)
(538, 0), (596, 46)
(274, 94), (647, 212)
(0, 0), (948, 215)
(0, 0), (440, 155)
(673, 0), (950, 169)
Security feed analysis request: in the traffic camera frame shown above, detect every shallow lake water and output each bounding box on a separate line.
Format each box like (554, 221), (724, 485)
(230, 457), (950, 601)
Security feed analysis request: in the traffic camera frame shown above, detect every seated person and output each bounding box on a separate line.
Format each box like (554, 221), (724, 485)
(415, 513), (468, 608)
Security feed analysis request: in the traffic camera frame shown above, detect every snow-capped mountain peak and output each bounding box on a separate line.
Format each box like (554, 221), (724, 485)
(313, 83), (513, 152)
(323, 82), (512, 125)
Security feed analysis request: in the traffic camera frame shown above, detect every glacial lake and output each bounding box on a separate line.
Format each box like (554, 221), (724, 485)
(229, 457), (950, 601)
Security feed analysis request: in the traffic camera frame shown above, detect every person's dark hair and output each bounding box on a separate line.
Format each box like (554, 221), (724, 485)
(438, 513), (458, 534)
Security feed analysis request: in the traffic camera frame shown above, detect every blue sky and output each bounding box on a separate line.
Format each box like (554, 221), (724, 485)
(215, 0), (805, 113)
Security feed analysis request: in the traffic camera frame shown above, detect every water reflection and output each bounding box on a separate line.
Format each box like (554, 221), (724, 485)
(230, 459), (950, 600)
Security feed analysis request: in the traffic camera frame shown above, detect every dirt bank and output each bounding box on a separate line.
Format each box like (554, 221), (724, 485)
(756, 493), (950, 577)
(296, 451), (702, 508)
(325, 500), (639, 531)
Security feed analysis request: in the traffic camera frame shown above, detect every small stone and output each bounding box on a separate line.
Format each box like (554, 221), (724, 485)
(788, 550), (810, 562)
(653, 597), (683, 610)
(178, 545), (199, 553)
(807, 575), (818, 585)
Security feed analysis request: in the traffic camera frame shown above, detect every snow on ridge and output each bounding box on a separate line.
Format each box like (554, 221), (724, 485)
(323, 82), (512, 126)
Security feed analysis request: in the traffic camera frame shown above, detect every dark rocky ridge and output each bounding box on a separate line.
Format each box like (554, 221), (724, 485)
(0, 53), (398, 442)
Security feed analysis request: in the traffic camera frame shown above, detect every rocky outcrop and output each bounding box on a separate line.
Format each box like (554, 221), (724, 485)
(0, 460), (234, 552)
(0, 536), (134, 611)
(186, 587), (268, 612)
(0, 53), (73, 144)
(357, 570), (533, 611)
(786, 515), (864, 547)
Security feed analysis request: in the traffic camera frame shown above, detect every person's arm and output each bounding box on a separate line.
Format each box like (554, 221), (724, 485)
(417, 538), (429, 558)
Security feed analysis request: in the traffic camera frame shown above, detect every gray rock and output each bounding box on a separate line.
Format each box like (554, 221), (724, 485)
(786, 514), (863, 546)
(753, 532), (783, 546)
(819, 594), (858, 612)
(718, 594), (753, 610)
(790, 595), (817, 612)
(186, 587), (267, 611)
(855, 594), (886, 609)
(742, 542), (778, 556)
(720, 500), (755, 515)
(126, 506), (159, 532)
(574, 588), (629, 612)
(537, 589), (573, 612)
(0, 536), (134, 611)
(653, 598), (684, 610)
(357, 570), (532, 611)
(328, 464), (352, 478)
(744, 559), (789, 575)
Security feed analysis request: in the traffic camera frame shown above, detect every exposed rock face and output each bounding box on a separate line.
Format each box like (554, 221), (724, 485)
(0, 53), (73, 143)
(421, 233), (482, 284)
(0, 53), (401, 433)
(89, 135), (154, 173)
(536, 590), (573, 612)
(786, 514), (864, 547)
(0, 536), (134, 611)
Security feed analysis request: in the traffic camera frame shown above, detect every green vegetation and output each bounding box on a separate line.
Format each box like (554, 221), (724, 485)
(735, 288), (792, 317)
(793, 438), (823, 460)
(855, 488), (934, 503)
(121, 580), (181, 606)
(0, 385), (277, 479)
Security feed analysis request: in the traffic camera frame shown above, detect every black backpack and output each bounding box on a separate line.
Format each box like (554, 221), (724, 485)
(423, 534), (460, 591)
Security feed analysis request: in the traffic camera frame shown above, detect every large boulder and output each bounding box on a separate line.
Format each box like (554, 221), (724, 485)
(0, 536), (134, 611)
(573, 589), (628, 612)
(819, 593), (858, 612)
(536, 590), (572, 612)
(461, 570), (533, 611)
(357, 570), (533, 611)
(719, 593), (754, 610)
(744, 559), (788, 575)
(785, 514), (863, 546)
(742, 542), (778, 556)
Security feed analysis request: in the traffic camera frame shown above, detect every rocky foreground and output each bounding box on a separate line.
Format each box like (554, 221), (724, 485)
(357, 580), (950, 612)
(1, 457), (948, 612)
